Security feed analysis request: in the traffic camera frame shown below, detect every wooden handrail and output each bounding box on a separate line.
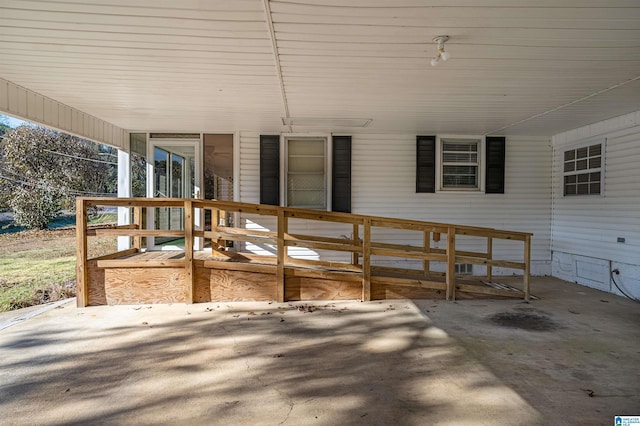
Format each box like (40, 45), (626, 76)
(77, 197), (533, 238)
(76, 197), (533, 306)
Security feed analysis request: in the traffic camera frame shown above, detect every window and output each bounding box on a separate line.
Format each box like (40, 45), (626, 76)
(416, 135), (505, 194)
(441, 139), (480, 189)
(286, 138), (327, 209)
(260, 135), (351, 212)
(563, 142), (603, 196)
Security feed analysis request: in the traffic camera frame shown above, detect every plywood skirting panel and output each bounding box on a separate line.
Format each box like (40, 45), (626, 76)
(372, 283), (511, 300)
(371, 284), (446, 300)
(87, 263), (107, 306)
(285, 277), (362, 301)
(207, 268), (277, 301)
(86, 261), (522, 305)
(194, 266), (213, 303)
(104, 268), (188, 304)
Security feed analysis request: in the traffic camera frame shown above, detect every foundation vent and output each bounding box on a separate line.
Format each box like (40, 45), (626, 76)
(455, 263), (473, 275)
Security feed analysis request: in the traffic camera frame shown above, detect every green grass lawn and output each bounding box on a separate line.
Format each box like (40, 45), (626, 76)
(0, 214), (118, 311)
(0, 250), (76, 311)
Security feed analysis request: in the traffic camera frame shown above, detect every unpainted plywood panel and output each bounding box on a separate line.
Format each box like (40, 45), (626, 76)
(208, 269), (277, 301)
(285, 277), (361, 301)
(371, 283), (446, 301)
(87, 264), (107, 306)
(104, 268), (188, 304)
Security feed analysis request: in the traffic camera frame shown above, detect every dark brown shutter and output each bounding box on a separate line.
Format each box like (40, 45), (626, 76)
(332, 136), (351, 213)
(260, 135), (280, 205)
(485, 136), (506, 194)
(416, 135), (436, 193)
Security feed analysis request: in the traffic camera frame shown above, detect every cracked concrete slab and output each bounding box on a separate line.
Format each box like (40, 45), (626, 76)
(0, 299), (543, 425)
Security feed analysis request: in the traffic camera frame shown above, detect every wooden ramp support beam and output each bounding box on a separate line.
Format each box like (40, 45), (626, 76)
(76, 198), (88, 307)
(351, 223), (359, 266)
(524, 234), (531, 301)
(422, 230), (431, 276)
(184, 200), (195, 303)
(133, 205), (142, 250)
(362, 218), (371, 301)
(486, 237), (493, 282)
(446, 227), (456, 301)
(276, 209), (286, 303)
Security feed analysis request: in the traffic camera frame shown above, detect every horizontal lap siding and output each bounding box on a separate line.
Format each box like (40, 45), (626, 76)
(240, 131), (552, 272)
(552, 113), (640, 266)
(240, 132), (261, 203)
(352, 134), (551, 268)
(239, 131), (352, 262)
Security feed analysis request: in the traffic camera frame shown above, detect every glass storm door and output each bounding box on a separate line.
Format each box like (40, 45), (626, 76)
(148, 139), (201, 250)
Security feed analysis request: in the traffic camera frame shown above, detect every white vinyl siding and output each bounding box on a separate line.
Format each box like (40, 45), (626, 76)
(240, 131), (552, 274)
(552, 111), (640, 271)
(352, 134), (550, 274)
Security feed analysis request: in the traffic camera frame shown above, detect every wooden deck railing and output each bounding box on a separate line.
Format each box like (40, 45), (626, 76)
(76, 197), (532, 306)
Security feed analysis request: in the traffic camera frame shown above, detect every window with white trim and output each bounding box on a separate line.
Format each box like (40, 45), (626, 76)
(563, 142), (603, 196)
(440, 137), (482, 191)
(286, 138), (327, 209)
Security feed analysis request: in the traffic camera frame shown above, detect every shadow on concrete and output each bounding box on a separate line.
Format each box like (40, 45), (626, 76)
(0, 301), (542, 425)
(413, 277), (640, 425)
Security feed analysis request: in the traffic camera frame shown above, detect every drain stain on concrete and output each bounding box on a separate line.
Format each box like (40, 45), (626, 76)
(488, 311), (560, 332)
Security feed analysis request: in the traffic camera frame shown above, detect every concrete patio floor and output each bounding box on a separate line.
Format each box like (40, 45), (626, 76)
(0, 277), (638, 425)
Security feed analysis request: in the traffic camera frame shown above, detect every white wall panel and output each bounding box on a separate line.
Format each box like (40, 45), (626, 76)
(551, 111), (640, 298)
(0, 79), (7, 110)
(240, 131), (552, 274)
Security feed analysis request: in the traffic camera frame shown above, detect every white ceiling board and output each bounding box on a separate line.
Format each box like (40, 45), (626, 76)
(0, 0), (639, 136)
(493, 78), (640, 136)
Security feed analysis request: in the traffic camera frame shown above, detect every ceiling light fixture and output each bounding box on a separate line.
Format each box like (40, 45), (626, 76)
(430, 35), (450, 67)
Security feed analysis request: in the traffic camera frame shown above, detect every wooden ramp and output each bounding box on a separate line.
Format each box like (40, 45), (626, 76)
(77, 198), (533, 306)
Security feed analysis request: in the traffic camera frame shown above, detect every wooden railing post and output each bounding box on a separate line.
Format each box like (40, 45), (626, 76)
(276, 209), (286, 303)
(423, 230), (431, 276)
(524, 235), (531, 301)
(352, 223), (359, 266)
(212, 207), (221, 253)
(184, 200), (195, 303)
(362, 218), (371, 301)
(75, 198), (89, 307)
(133, 205), (142, 250)
(446, 227), (456, 301)
(486, 237), (493, 282)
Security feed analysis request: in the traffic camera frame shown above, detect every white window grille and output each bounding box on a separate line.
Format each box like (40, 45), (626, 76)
(441, 138), (480, 190)
(563, 142), (603, 196)
(286, 138), (327, 209)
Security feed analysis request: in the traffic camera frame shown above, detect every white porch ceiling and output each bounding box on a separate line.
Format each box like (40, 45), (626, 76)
(1, 0), (639, 136)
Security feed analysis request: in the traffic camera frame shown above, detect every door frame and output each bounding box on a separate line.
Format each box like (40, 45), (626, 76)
(146, 137), (203, 250)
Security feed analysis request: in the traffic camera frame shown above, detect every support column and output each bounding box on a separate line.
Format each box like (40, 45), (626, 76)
(362, 218), (371, 301)
(75, 198), (88, 307)
(446, 227), (456, 301)
(524, 235), (531, 301)
(117, 144), (131, 251)
(184, 200), (195, 303)
(486, 237), (493, 282)
(423, 230), (431, 276)
(276, 209), (286, 303)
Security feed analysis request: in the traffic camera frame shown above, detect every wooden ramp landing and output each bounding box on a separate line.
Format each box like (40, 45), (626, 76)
(77, 198), (533, 306)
